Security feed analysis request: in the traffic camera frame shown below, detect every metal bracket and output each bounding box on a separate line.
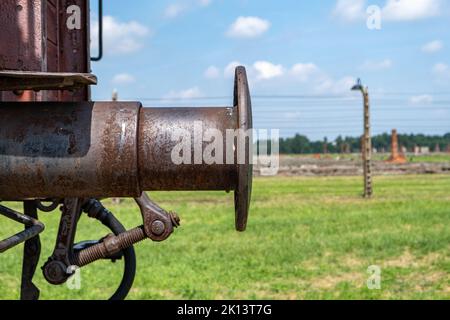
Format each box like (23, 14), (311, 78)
(135, 193), (180, 242)
(0, 205), (45, 253)
(0, 71), (97, 91)
(0, 202), (44, 300)
(20, 201), (42, 301)
(42, 198), (82, 285)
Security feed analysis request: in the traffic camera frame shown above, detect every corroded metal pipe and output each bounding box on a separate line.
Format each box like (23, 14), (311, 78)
(0, 103), (241, 199)
(138, 107), (238, 191)
(0, 67), (252, 231)
(0, 101), (141, 200)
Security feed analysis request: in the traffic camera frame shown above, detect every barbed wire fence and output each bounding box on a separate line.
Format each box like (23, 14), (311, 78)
(120, 93), (450, 142)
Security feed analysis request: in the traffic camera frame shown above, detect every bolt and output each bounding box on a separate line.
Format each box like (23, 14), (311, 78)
(151, 220), (165, 236)
(43, 261), (68, 285)
(170, 212), (181, 228)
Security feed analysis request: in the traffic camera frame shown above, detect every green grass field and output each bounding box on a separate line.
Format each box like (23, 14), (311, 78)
(1, 175), (449, 300)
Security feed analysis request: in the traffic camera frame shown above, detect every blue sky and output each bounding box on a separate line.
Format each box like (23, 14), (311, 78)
(90, 0), (450, 140)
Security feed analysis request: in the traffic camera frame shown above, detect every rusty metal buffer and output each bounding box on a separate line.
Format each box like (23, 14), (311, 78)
(0, 68), (253, 299)
(0, 0), (253, 300)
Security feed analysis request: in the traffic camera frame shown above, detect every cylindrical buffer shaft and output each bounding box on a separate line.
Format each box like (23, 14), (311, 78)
(0, 102), (242, 200)
(138, 107), (238, 191)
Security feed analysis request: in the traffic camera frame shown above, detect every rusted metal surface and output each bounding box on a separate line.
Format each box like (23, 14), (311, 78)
(0, 100), (253, 201)
(135, 192), (179, 242)
(0, 0), (45, 72)
(0, 204), (45, 253)
(20, 201), (41, 300)
(0, 71), (97, 91)
(0, 0), (45, 102)
(0, 0), (91, 102)
(233, 66), (253, 231)
(72, 226), (146, 268)
(138, 106), (238, 191)
(55, 0), (91, 102)
(0, 102), (141, 200)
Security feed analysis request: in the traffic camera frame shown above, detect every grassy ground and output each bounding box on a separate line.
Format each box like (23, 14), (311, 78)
(408, 154), (450, 163)
(0, 175), (449, 300)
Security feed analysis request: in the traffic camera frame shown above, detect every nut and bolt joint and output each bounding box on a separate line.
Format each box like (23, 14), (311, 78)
(150, 220), (165, 236)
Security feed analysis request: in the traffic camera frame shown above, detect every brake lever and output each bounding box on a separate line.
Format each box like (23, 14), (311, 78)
(42, 198), (81, 285)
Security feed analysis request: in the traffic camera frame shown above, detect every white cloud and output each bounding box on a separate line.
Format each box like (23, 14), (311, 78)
(224, 61), (243, 78)
(220, 60), (356, 94)
(227, 16), (271, 39)
(290, 63), (320, 82)
(433, 63), (449, 75)
(315, 76), (356, 94)
(253, 61), (284, 80)
(432, 63), (450, 81)
(333, 0), (443, 23)
(92, 16), (150, 55)
(360, 59), (393, 71)
(422, 40), (444, 53)
(204, 66), (220, 79)
(164, 4), (186, 18)
(410, 94), (434, 105)
(198, 0), (212, 6)
(164, 1), (212, 18)
(333, 0), (366, 22)
(164, 87), (203, 99)
(112, 73), (136, 85)
(288, 61), (358, 94)
(382, 0), (442, 21)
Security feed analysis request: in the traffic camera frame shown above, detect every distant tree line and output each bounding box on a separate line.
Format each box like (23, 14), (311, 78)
(272, 132), (450, 154)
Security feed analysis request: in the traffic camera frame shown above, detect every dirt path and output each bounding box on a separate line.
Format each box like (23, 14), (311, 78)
(255, 155), (450, 176)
